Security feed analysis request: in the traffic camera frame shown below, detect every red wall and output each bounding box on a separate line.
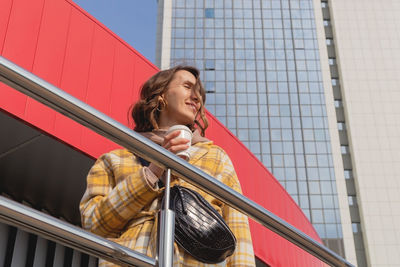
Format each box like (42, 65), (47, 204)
(0, 0), (326, 265)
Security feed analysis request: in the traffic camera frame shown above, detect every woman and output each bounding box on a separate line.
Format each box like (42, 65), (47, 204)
(80, 65), (256, 266)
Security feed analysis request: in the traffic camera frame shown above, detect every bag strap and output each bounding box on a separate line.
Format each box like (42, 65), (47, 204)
(137, 157), (150, 167)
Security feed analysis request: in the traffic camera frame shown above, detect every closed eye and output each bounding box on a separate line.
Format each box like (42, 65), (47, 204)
(183, 81), (194, 89)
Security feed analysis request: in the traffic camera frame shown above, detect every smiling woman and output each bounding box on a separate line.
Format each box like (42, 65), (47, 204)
(158, 70), (202, 127)
(131, 65), (208, 136)
(79, 65), (256, 266)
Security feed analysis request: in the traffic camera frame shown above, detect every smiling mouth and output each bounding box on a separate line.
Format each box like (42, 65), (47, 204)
(187, 103), (197, 113)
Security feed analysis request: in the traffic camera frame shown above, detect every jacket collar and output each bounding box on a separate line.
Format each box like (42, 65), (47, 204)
(188, 142), (212, 164)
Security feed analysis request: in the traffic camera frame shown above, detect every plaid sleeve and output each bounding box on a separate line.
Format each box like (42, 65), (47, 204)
(79, 150), (159, 238)
(217, 150), (256, 267)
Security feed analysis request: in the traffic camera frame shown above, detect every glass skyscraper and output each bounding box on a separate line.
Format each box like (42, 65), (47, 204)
(154, 0), (400, 265)
(157, 0), (346, 257)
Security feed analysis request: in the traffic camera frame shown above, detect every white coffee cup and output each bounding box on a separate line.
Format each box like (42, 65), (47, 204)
(166, 125), (193, 161)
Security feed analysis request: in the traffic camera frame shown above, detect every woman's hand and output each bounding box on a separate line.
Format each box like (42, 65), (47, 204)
(148, 130), (190, 182)
(162, 130), (190, 154)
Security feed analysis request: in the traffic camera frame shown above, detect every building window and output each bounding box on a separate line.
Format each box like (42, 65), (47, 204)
(326, 38), (334, 46)
(337, 122), (346, 130)
(334, 100), (342, 108)
(341, 145), (350, 154)
(205, 8), (215, 18)
(344, 170), (353, 179)
(205, 82), (215, 93)
(205, 59), (215, 70)
(323, 20), (331, 26)
(352, 223), (361, 233)
(348, 195), (357, 206)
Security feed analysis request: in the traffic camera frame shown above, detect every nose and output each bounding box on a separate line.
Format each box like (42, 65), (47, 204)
(191, 90), (199, 103)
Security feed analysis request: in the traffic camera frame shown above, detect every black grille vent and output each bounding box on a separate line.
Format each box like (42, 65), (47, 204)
(0, 223), (97, 267)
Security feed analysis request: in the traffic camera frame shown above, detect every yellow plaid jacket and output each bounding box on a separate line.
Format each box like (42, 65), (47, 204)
(80, 141), (255, 267)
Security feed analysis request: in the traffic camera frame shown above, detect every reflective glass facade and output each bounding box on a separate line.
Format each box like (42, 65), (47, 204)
(162, 0), (344, 254)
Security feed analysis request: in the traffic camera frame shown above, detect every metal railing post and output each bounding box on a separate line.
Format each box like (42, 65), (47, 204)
(157, 169), (175, 267)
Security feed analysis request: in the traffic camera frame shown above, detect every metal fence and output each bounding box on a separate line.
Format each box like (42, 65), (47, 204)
(0, 56), (353, 267)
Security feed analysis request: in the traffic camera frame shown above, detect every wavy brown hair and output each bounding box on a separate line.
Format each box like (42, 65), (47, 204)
(131, 65), (208, 136)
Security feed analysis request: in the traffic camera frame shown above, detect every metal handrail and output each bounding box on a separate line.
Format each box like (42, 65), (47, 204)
(0, 197), (156, 267)
(0, 56), (354, 267)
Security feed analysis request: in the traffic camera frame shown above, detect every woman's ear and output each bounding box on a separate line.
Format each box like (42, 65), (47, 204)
(160, 95), (168, 106)
(157, 96), (168, 111)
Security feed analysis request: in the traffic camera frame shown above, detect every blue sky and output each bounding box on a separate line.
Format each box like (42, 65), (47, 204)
(73, 0), (158, 64)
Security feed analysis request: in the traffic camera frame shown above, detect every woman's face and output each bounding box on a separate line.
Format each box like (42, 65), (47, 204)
(158, 70), (201, 128)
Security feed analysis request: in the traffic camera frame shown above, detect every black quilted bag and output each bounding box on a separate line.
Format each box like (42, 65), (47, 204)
(168, 185), (237, 263)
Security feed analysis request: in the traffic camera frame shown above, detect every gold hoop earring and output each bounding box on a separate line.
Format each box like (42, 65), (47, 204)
(157, 98), (166, 112)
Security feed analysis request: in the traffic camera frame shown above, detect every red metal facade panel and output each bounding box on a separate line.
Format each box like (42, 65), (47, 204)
(26, 0), (71, 132)
(0, 0), (12, 51)
(109, 44), (136, 124)
(2, 0), (44, 70)
(0, 44), (27, 117)
(0, 0), (45, 116)
(54, 7), (94, 146)
(80, 26), (116, 156)
(0, 0), (326, 265)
